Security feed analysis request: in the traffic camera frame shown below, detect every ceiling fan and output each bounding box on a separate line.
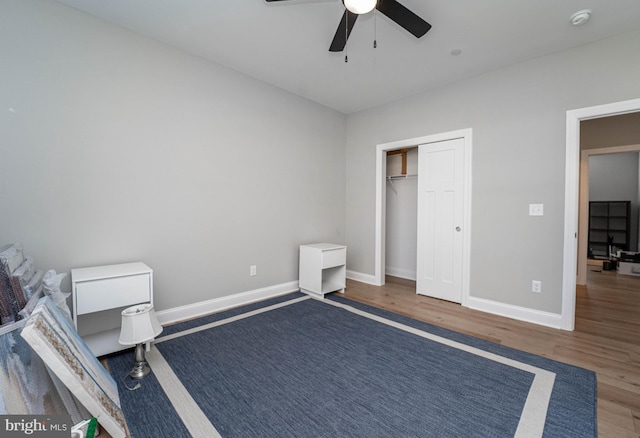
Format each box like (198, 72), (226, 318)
(265, 0), (432, 52)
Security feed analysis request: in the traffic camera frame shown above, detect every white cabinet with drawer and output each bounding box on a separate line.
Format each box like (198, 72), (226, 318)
(299, 243), (346, 298)
(72, 262), (153, 356)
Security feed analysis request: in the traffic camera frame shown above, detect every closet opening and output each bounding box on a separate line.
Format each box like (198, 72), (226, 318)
(385, 147), (418, 285)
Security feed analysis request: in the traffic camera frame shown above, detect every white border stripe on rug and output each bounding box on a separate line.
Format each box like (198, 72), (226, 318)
(154, 295), (311, 344)
(323, 299), (556, 438)
(146, 347), (222, 438)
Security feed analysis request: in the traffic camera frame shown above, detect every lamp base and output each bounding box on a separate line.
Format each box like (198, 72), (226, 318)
(128, 343), (151, 380)
(128, 361), (151, 380)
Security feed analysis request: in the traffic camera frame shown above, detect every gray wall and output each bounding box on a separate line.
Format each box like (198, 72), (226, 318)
(3, 0), (640, 320)
(589, 152), (639, 252)
(0, 0), (346, 311)
(345, 29), (640, 314)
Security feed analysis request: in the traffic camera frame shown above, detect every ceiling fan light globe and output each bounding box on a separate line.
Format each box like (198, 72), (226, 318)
(344, 0), (376, 15)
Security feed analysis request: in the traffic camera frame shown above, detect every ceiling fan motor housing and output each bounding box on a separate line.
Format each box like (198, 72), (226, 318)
(343, 0), (377, 15)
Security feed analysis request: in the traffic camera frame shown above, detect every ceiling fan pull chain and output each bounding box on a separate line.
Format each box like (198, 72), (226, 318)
(345, 11), (349, 62)
(374, 8), (377, 48)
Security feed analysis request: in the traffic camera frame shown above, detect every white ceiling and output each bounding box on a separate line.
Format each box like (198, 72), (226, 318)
(54, 0), (640, 114)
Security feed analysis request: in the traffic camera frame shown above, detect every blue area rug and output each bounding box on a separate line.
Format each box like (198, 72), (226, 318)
(106, 293), (597, 437)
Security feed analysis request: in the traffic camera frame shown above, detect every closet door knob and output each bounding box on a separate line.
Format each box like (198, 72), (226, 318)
(455, 226), (461, 232)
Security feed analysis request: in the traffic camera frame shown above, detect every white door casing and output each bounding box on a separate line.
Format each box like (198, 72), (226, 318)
(416, 138), (465, 302)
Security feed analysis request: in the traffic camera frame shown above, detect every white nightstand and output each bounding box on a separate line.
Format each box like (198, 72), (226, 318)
(299, 243), (346, 298)
(72, 262), (153, 357)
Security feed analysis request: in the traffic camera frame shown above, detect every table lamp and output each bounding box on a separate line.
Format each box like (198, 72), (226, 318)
(118, 303), (163, 379)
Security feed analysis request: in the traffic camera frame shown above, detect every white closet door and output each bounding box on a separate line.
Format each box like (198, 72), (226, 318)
(416, 138), (465, 302)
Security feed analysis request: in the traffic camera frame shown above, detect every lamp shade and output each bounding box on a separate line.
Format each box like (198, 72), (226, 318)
(344, 0), (376, 14)
(119, 303), (163, 345)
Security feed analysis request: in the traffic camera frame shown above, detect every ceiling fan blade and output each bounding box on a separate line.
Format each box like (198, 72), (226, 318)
(329, 9), (358, 52)
(376, 0), (431, 38)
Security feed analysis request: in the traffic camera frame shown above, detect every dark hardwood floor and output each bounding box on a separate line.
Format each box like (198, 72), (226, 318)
(341, 270), (640, 437)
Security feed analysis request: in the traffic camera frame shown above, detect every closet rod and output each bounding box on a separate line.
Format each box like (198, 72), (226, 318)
(386, 174), (417, 180)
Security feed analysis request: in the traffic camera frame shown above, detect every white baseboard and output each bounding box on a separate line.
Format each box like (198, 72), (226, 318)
(466, 296), (563, 329)
(346, 270), (378, 285)
(153, 278), (562, 333)
(155, 281), (299, 326)
(384, 267), (417, 281)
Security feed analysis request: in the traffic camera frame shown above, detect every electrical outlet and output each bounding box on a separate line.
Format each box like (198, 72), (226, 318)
(250, 265), (257, 276)
(532, 280), (541, 293)
(529, 204), (544, 216)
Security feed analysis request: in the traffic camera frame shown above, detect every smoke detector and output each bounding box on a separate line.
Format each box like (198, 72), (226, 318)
(570, 9), (592, 26)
